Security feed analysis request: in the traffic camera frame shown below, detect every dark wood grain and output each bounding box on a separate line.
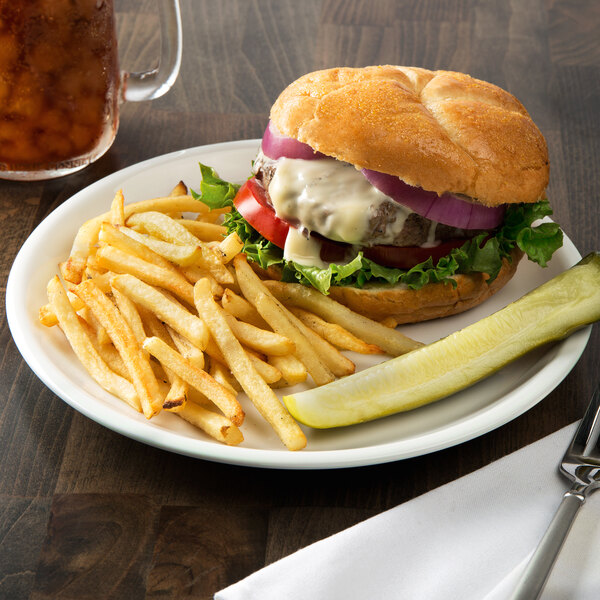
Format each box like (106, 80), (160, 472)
(30, 494), (159, 600)
(0, 498), (52, 600)
(546, 0), (600, 66)
(0, 334), (72, 498)
(0, 1), (598, 598)
(146, 505), (268, 598)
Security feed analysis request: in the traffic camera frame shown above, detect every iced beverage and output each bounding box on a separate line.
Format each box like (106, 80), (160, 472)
(0, 0), (119, 178)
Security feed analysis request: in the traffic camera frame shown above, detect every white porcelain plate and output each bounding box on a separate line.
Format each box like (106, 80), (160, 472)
(6, 140), (591, 469)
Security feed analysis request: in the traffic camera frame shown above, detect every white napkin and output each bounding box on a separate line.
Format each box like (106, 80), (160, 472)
(215, 424), (600, 600)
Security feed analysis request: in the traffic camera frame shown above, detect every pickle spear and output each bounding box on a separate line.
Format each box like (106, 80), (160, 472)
(283, 252), (600, 429)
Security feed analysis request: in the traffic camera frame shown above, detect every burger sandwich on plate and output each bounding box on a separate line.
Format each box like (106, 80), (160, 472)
(194, 66), (563, 324)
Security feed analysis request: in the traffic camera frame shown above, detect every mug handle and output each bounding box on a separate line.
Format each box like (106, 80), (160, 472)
(121, 0), (182, 102)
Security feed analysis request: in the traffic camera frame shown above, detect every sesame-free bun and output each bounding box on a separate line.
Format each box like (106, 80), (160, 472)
(327, 249), (522, 324)
(270, 66), (548, 207)
(255, 249), (523, 325)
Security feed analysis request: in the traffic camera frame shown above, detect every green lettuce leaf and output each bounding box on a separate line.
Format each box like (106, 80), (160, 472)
(190, 163), (240, 209)
(516, 222), (563, 267)
(498, 200), (563, 267)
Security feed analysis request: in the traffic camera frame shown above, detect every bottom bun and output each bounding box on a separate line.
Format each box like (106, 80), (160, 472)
(253, 248), (523, 325)
(328, 249), (523, 324)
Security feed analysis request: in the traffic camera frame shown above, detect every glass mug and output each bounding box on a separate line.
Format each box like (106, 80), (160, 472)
(0, 0), (182, 181)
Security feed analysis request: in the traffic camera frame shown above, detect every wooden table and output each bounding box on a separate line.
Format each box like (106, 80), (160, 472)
(1, 1), (598, 598)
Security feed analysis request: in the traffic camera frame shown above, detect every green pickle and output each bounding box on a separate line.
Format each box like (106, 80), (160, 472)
(283, 252), (600, 428)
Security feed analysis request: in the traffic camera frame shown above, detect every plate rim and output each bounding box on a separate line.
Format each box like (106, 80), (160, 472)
(6, 140), (591, 469)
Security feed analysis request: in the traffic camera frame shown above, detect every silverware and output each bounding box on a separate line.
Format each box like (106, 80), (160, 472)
(510, 382), (600, 599)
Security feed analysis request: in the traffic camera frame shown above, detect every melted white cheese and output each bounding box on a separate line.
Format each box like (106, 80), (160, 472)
(283, 227), (328, 268)
(421, 220), (441, 248)
(268, 157), (410, 245)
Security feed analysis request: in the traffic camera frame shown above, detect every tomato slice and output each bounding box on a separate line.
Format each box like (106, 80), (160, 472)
(233, 178), (289, 248)
(363, 238), (468, 269)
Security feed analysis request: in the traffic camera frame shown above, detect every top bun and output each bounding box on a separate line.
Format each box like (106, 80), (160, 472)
(270, 66), (549, 207)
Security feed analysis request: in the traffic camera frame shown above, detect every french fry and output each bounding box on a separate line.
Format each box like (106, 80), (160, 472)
(166, 182), (187, 218)
(126, 211), (202, 245)
(255, 294), (345, 381)
(380, 316), (399, 329)
(204, 337), (227, 364)
(96, 244), (195, 306)
(185, 387), (217, 409)
(198, 206), (231, 223)
(47, 276), (140, 411)
(209, 360), (239, 395)
(176, 402), (243, 446)
(137, 307), (189, 411)
(203, 337), (276, 384)
(110, 274), (209, 350)
(197, 245), (235, 284)
(224, 313), (295, 356)
(217, 232), (244, 263)
(169, 181), (188, 197)
(163, 378), (188, 411)
(39, 304), (59, 327)
(83, 271), (113, 292)
(81, 320), (130, 380)
(290, 307), (384, 354)
(142, 335), (244, 426)
(194, 278), (306, 451)
(117, 225), (204, 266)
(267, 353), (308, 386)
(72, 279), (162, 418)
(177, 219), (227, 242)
(110, 189), (125, 226)
(234, 255), (334, 386)
(180, 266), (224, 297)
(111, 285), (146, 345)
(284, 311), (356, 378)
(99, 222), (182, 275)
(84, 263), (108, 280)
(169, 244), (234, 286)
(83, 252), (102, 274)
(138, 306), (169, 341)
(221, 288), (267, 328)
(119, 195), (210, 216)
(87, 272), (112, 292)
(60, 257), (87, 285)
(78, 306), (111, 346)
(244, 348), (283, 384)
(166, 325), (205, 371)
(263, 280), (423, 356)
(41, 271), (117, 328)
(40, 289), (83, 327)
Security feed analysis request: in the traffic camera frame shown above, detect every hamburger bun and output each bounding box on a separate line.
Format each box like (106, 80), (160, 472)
(250, 66), (550, 324)
(327, 248), (523, 324)
(254, 248), (523, 325)
(270, 66), (548, 207)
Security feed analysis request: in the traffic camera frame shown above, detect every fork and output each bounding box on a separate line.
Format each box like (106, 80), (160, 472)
(510, 382), (600, 599)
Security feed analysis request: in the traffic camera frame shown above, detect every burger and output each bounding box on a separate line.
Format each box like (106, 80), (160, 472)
(195, 66), (563, 324)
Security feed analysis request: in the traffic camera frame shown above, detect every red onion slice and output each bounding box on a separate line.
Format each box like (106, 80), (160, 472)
(362, 169), (505, 230)
(261, 121), (326, 160)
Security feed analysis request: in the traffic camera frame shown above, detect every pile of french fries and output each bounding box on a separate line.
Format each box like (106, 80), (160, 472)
(40, 182), (421, 450)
